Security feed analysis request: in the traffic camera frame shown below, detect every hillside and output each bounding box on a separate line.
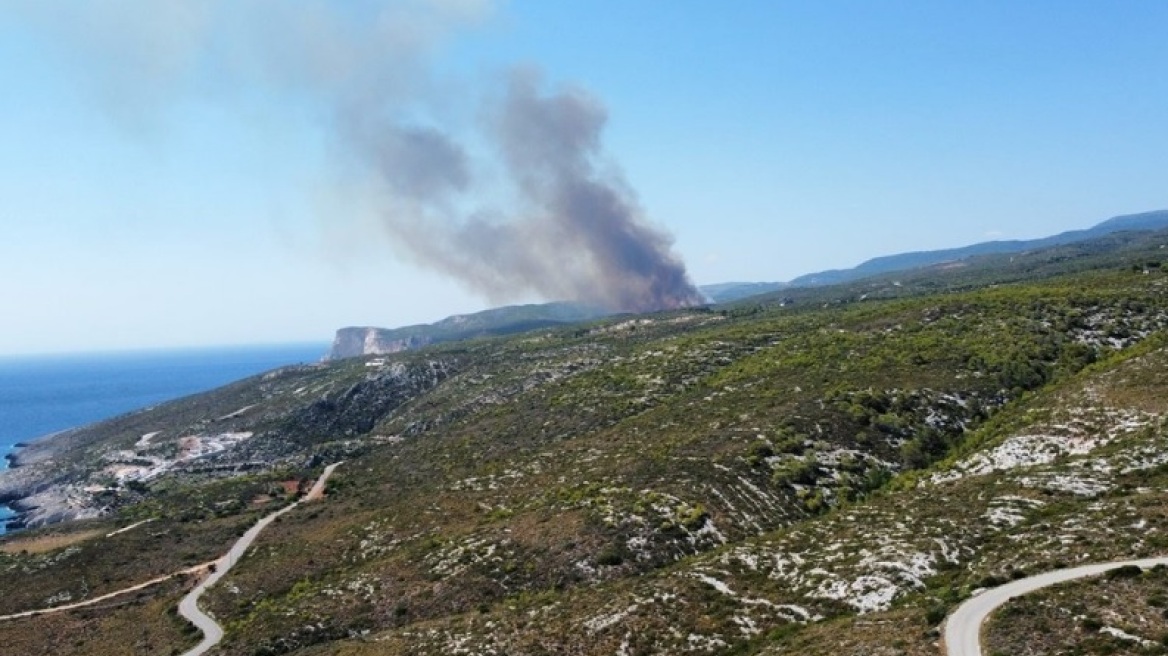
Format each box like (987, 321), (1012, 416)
(328, 302), (612, 359)
(700, 282), (790, 303)
(3, 231), (1168, 654)
(326, 210), (1168, 358)
(788, 209), (1168, 288)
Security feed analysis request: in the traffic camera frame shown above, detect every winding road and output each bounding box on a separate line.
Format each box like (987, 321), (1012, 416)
(944, 555), (1168, 656)
(0, 462), (342, 654)
(4, 464), (1162, 655)
(178, 462), (341, 656)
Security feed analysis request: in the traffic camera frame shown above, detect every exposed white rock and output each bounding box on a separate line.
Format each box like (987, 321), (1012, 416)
(1101, 626), (1157, 648)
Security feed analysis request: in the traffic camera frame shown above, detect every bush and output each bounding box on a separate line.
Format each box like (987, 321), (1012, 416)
(1080, 616), (1103, 632)
(978, 574), (1006, 588)
(771, 458), (820, 486)
(1106, 564), (1143, 580)
(595, 544), (625, 567)
(745, 441), (774, 467)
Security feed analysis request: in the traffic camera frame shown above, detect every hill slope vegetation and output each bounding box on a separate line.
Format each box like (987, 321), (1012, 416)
(3, 230), (1168, 654)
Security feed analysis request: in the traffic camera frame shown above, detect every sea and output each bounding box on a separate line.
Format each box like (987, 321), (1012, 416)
(0, 342), (329, 535)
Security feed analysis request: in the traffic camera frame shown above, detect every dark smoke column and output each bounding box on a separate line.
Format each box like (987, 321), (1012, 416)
(7, 2), (705, 316)
(492, 71), (706, 313)
(364, 70), (706, 314)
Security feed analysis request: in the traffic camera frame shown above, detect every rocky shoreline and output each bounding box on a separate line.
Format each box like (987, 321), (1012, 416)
(1, 443), (25, 532)
(0, 431), (91, 533)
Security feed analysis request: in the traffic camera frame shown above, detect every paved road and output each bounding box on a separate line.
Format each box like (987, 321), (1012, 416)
(178, 462), (342, 656)
(944, 555), (1168, 655)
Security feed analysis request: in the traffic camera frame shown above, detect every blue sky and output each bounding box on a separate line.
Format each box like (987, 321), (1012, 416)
(1, 1), (1165, 355)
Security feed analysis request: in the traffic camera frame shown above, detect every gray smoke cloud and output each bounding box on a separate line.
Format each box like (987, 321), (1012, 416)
(361, 70), (705, 311)
(10, 0), (704, 313)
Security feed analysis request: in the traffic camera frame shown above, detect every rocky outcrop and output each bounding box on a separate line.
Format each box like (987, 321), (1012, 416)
(0, 432), (94, 530)
(326, 302), (613, 360)
(0, 353), (461, 532)
(0, 433), (74, 499)
(287, 360), (454, 438)
(6, 486), (106, 529)
(328, 327), (431, 360)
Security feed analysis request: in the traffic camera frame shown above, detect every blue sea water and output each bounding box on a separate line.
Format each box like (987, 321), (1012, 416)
(0, 343), (329, 534)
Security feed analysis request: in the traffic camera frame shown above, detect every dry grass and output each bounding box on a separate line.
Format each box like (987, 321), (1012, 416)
(0, 582), (198, 656)
(758, 609), (940, 656)
(0, 511), (259, 617)
(0, 529), (102, 555)
(984, 565), (1168, 656)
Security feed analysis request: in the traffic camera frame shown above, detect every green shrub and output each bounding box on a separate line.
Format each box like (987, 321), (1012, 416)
(1105, 564), (1143, 579)
(595, 544), (625, 567)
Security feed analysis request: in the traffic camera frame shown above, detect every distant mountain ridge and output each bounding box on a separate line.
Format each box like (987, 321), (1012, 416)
(332, 210), (1168, 356)
(697, 281), (790, 303)
(701, 210), (1168, 302)
(787, 209), (1168, 288)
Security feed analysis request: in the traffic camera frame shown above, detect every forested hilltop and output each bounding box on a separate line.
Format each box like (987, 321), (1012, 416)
(4, 229), (1168, 654)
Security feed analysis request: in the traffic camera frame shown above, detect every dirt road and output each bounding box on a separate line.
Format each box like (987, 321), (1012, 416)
(0, 462), (342, 648)
(0, 562), (209, 621)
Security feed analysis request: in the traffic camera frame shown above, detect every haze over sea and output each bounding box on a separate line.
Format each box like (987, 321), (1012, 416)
(0, 343), (328, 534)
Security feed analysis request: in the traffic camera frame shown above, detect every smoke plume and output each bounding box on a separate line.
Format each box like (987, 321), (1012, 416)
(11, 0), (705, 313)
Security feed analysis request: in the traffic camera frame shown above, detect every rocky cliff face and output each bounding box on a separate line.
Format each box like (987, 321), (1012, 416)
(326, 302), (614, 360)
(328, 327), (431, 360)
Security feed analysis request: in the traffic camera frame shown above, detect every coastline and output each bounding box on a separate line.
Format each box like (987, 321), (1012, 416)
(0, 428), (103, 534)
(1, 440), (38, 533)
(0, 442), (20, 532)
(0, 342), (330, 536)
(3, 440), (29, 468)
